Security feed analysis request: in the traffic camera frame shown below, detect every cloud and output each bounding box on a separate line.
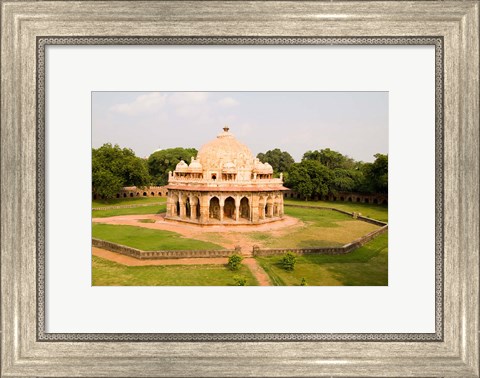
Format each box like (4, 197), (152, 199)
(109, 93), (167, 116)
(217, 97), (239, 108)
(168, 92), (209, 106)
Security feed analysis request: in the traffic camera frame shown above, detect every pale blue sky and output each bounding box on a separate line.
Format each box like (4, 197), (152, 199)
(92, 91), (388, 162)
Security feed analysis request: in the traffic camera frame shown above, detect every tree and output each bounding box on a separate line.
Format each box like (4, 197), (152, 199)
(302, 148), (355, 170)
(362, 153), (388, 193)
(257, 148), (295, 174)
(281, 252), (297, 271)
(227, 254), (243, 271)
(92, 144), (150, 199)
(147, 147), (198, 186)
(286, 160), (333, 199)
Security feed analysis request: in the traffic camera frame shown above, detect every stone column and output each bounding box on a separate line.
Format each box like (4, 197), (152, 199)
(279, 195), (284, 217)
(199, 195), (209, 223)
(251, 195), (259, 223)
(189, 197), (195, 220)
(219, 196), (224, 222)
(179, 199), (186, 218)
(235, 196), (240, 222)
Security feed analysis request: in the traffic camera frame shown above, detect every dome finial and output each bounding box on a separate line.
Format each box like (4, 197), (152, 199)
(223, 125), (230, 132)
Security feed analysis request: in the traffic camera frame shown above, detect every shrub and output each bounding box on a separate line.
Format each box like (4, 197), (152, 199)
(233, 276), (247, 286)
(281, 252), (297, 271)
(228, 253), (243, 271)
(300, 278), (307, 286)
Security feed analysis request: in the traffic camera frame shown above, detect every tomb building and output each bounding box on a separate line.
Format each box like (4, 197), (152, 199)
(165, 127), (287, 224)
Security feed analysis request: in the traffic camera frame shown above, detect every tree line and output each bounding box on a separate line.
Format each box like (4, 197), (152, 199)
(92, 144), (387, 200)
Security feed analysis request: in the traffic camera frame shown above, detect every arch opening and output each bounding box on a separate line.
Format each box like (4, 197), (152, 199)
(224, 197), (235, 219)
(240, 197), (250, 219)
(209, 197), (220, 220)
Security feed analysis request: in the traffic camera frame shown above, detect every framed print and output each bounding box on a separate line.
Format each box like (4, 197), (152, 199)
(1, 1), (478, 377)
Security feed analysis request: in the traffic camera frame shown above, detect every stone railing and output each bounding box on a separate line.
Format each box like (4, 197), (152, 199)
(252, 225), (388, 257)
(92, 238), (240, 259)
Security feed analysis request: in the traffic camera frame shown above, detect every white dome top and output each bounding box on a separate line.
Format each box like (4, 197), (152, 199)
(175, 160), (188, 171)
(197, 127), (254, 171)
(188, 157), (203, 172)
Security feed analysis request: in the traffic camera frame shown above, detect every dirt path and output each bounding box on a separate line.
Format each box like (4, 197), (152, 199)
(93, 247), (272, 286)
(243, 258), (272, 286)
(92, 214), (302, 254)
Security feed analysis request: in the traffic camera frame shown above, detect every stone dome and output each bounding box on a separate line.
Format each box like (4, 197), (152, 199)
(222, 161), (236, 173)
(175, 160), (188, 171)
(188, 157), (203, 172)
(197, 127), (254, 170)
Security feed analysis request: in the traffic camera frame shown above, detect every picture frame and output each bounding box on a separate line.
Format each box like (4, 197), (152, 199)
(1, 1), (478, 376)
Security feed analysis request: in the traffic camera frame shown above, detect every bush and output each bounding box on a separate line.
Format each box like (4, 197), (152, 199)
(300, 277), (307, 286)
(227, 253), (243, 271)
(281, 252), (297, 271)
(233, 276), (247, 286)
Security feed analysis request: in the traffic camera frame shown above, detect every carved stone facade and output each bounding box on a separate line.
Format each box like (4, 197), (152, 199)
(165, 127), (287, 225)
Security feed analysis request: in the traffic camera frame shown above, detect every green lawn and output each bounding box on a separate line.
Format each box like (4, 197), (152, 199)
(92, 223), (224, 250)
(92, 196), (167, 208)
(92, 256), (259, 286)
(256, 233), (388, 286)
(284, 199), (388, 222)
(245, 206), (380, 249)
(92, 204), (166, 218)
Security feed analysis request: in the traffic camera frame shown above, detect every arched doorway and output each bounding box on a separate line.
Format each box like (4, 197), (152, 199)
(224, 197), (235, 219)
(266, 196), (273, 218)
(171, 194), (180, 217)
(185, 197), (191, 218)
(240, 197), (249, 219)
(209, 197), (220, 220)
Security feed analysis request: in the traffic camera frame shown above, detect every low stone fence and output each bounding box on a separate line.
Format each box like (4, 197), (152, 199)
(284, 203), (387, 226)
(92, 202), (165, 211)
(252, 225), (388, 257)
(92, 238), (239, 259)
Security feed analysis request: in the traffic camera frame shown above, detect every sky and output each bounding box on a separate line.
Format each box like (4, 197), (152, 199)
(92, 91), (388, 162)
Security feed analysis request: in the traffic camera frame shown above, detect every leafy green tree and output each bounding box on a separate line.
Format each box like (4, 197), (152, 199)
(228, 254), (243, 271)
(286, 160), (333, 199)
(257, 148), (295, 174)
(281, 252), (297, 271)
(147, 147), (198, 185)
(361, 153), (388, 193)
(92, 144), (150, 199)
(303, 148), (355, 170)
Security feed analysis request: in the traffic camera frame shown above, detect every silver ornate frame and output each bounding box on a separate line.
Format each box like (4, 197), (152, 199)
(36, 36), (444, 343)
(2, 1), (478, 376)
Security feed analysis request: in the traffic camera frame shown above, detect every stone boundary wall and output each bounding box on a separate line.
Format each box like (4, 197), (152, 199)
(284, 189), (388, 205)
(284, 204), (388, 226)
(92, 238), (238, 259)
(92, 202), (166, 211)
(252, 225), (388, 257)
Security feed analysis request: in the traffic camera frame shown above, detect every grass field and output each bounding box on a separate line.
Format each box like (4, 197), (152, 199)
(256, 233), (388, 286)
(200, 206), (380, 250)
(92, 223), (224, 250)
(92, 256), (259, 286)
(92, 196), (167, 208)
(92, 204), (166, 218)
(284, 199), (388, 222)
